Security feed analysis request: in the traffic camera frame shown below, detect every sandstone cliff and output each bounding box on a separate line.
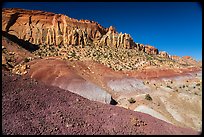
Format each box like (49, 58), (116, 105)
(144, 45), (158, 55)
(2, 8), (107, 47)
(2, 8), (159, 55)
(159, 51), (170, 58)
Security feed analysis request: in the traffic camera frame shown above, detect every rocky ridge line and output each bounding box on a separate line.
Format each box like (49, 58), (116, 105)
(2, 8), (167, 56)
(2, 8), (201, 73)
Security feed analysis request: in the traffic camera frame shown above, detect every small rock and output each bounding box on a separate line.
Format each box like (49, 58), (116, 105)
(66, 123), (73, 128)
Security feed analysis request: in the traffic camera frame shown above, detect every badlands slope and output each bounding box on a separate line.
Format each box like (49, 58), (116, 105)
(2, 70), (199, 135)
(2, 8), (202, 134)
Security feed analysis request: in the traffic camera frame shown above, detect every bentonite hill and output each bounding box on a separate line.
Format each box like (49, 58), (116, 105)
(2, 8), (202, 135)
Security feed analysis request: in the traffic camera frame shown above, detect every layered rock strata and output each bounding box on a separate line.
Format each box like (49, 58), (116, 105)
(2, 8), (159, 55)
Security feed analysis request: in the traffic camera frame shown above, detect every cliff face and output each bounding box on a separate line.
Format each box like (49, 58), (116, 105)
(2, 8), (160, 55)
(99, 26), (137, 49)
(144, 45), (159, 55)
(159, 51), (170, 58)
(3, 8), (202, 63)
(2, 8), (107, 47)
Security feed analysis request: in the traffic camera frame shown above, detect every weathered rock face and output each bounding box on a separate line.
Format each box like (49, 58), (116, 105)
(182, 56), (193, 60)
(159, 51), (170, 58)
(181, 56), (201, 67)
(171, 55), (181, 60)
(3, 8), (198, 63)
(144, 45), (159, 55)
(2, 8), (155, 53)
(99, 26), (137, 49)
(2, 8), (107, 47)
(170, 55), (200, 67)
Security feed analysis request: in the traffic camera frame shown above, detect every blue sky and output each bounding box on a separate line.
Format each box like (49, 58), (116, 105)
(2, 2), (202, 61)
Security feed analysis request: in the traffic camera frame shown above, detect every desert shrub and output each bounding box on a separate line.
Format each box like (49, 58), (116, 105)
(196, 83), (200, 86)
(194, 92), (198, 95)
(128, 98), (136, 104)
(183, 85), (185, 88)
(70, 52), (76, 57)
(24, 57), (30, 62)
(146, 55), (153, 60)
(145, 94), (152, 101)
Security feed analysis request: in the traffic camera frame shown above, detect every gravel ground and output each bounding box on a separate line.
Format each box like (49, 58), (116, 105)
(2, 70), (199, 135)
